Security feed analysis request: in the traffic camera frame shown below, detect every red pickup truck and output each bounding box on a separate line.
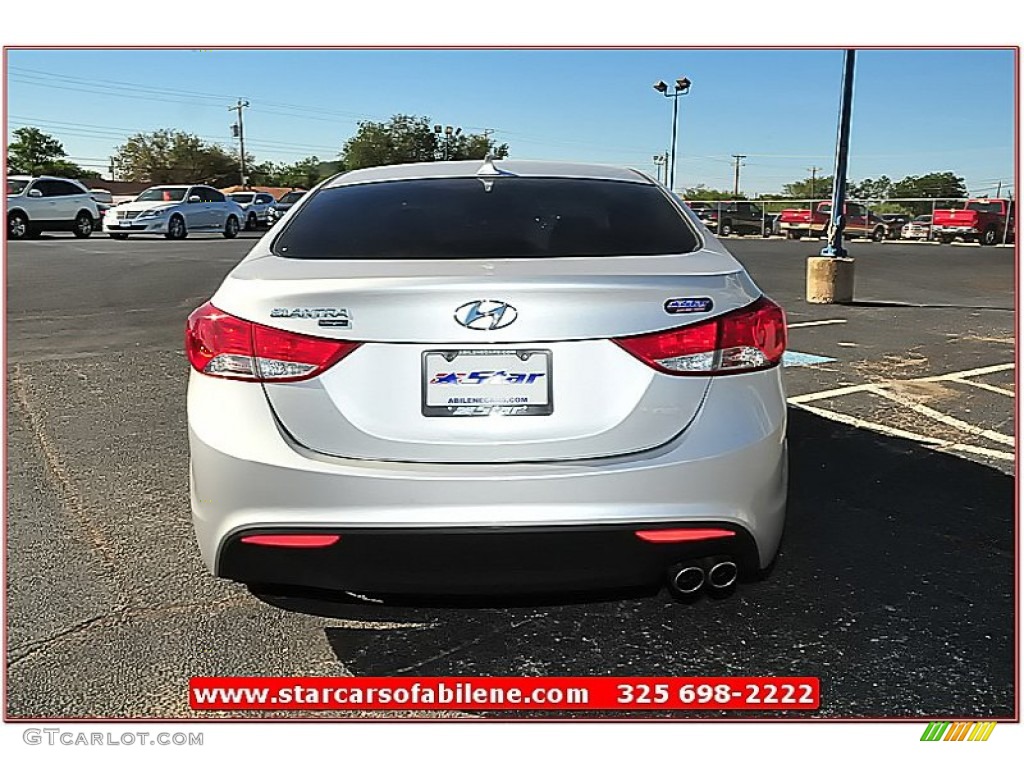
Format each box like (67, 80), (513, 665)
(777, 201), (888, 242)
(931, 198), (1015, 245)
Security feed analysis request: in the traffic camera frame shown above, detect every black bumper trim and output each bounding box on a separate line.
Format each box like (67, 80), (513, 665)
(217, 523), (761, 596)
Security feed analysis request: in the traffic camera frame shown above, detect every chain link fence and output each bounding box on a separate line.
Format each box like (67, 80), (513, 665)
(682, 197), (1015, 245)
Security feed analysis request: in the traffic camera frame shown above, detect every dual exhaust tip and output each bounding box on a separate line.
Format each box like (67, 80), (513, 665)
(669, 559), (738, 596)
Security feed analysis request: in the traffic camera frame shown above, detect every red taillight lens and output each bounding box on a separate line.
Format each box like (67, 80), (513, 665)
(185, 302), (359, 382)
(635, 528), (736, 543)
(240, 534), (340, 548)
(613, 296), (786, 376)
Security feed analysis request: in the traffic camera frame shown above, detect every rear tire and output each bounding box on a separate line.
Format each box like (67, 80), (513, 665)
(165, 215), (187, 240)
(719, 220), (733, 237)
(223, 215), (240, 239)
(8, 211), (29, 240)
(73, 211), (94, 238)
(871, 226), (886, 242)
(786, 230), (802, 240)
(980, 226), (998, 246)
(245, 212), (258, 231)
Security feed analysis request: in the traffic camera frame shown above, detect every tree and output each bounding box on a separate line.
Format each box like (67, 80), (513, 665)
(7, 127), (87, 178)
(112, 130), (239, 185)
(680, 185), (744, 201)
(781, 174), (834, 200)
(248, 156), (340, 189)
(341, 114), (509, 171)
(849, 175), (893, 201)
(891, 172), (967, 214)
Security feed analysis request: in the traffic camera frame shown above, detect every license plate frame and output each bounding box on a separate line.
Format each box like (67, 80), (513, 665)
(421, 348), (553, 417)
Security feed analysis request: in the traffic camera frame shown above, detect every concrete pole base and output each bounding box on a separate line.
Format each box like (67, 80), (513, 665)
(806, 256), (855, 304)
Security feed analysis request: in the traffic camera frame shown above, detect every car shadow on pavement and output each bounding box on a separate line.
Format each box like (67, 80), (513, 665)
(252, 407), (1014, 717)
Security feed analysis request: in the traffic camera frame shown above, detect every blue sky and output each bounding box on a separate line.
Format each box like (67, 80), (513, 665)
(6, 47), (1016, 196)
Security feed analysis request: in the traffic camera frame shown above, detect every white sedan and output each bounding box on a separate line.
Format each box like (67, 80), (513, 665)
(104, 184), (244, 239)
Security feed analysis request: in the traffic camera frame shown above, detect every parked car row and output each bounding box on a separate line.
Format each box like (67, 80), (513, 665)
(6, 174), (308, 240)
(685, 202), (774, 237)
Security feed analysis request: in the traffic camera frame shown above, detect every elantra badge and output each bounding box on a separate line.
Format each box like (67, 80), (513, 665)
(454, 300), (518, 330)
(270, 307), (350, 328)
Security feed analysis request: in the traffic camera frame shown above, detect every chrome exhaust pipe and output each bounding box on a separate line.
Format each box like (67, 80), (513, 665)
(707, 560), (738, 590)
(669, 564), (705, 595)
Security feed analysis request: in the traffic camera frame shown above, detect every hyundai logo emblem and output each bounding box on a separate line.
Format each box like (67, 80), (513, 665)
(454, 300), (518, 330)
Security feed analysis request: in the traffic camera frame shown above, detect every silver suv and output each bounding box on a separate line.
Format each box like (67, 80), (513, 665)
(227, 191), (277, 230)
(7, 175), (100, 240)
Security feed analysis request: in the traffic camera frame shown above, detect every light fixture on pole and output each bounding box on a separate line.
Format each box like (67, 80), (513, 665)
(652, 76), (691, 192)
(434, 124), (462, 161)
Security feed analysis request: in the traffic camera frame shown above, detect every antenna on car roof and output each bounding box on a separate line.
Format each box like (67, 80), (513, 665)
(476, 155), (514, 178)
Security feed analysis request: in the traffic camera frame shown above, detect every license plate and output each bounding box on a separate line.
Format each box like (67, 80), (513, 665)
(422, 349), (553, 417)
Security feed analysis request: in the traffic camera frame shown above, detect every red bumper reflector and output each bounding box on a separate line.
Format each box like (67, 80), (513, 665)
(635, 529), (736, 543)
(240, 534), (340, 548)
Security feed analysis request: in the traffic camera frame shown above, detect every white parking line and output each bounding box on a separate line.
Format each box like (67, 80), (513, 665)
(954, 378), (1015, 397)
(916, 362), (1015, 382)
(788, 319), (848, 329)
(792, 402), (1015, 462)
(789, 382), (876, 403)
(788, 362), (1016, 404)
(864, 385), (1015, 447)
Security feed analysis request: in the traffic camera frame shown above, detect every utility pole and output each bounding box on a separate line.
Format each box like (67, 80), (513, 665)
(995, 180), (1002, 197)
(808, 166), (822, 199)
(229, 98), (250, 188)
(731, 154), (746, 197)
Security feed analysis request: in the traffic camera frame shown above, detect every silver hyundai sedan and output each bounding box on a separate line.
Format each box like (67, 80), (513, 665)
(186, 159), (788, 601)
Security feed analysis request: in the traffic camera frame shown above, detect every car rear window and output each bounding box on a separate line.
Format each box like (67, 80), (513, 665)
(273, 177), (700, 259)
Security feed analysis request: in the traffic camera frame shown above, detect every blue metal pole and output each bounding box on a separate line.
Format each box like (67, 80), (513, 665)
(669, 93), (680, 192)
(821, 49), (856, 257)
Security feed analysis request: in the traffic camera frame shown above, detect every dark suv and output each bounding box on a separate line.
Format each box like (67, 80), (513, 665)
(687, 201), (772, 237)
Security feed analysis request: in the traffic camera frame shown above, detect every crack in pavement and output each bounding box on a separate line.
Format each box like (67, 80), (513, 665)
(10, 363), (120, 573)
(7, 593), (252, 668)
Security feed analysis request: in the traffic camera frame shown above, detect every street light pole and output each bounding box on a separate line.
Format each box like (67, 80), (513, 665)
(652, 153), (667, 184)
(653, 77), (691, 193)
(433, 124), (462, 161)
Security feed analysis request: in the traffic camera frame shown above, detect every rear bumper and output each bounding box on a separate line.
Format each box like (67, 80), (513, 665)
(218, 523), (761, 594)
(189, 368), (788, 594)
(932, 225), (978, 235)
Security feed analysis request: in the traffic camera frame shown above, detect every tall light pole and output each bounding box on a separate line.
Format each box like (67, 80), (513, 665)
(433, 124), (462, 161)
(653, 76), (691, 193)
(652, 152), (667, 184)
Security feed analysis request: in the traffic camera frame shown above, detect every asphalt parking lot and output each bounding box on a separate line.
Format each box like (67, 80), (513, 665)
(4, 232), (1015, 719)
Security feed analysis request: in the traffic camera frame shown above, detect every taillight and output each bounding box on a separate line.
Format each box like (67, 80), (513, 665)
(185, 302), (359, 382)
(613, 296), (786, 375)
